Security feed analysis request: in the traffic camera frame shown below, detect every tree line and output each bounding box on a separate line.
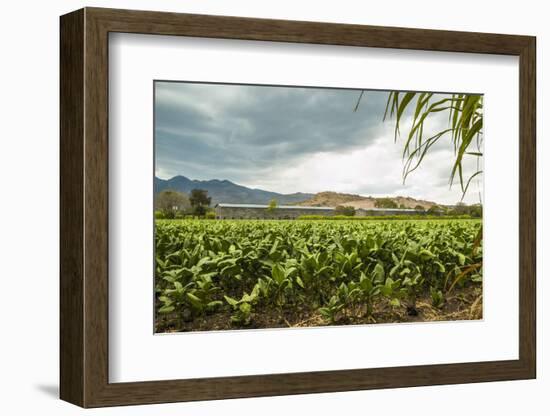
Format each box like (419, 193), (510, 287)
(155, 189), (213, 219)
(155, 189), (481, 220)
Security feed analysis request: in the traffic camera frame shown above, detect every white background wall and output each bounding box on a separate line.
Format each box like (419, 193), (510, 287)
(0, 0), (546, 414)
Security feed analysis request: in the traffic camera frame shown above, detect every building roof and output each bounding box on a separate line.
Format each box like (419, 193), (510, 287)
(215, 203), (419, 212)
(215, 203), (335, 210)
(362, 207), (418, 212)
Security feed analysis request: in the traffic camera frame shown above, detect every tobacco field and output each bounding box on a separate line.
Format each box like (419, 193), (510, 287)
(155, 219), (483, 332)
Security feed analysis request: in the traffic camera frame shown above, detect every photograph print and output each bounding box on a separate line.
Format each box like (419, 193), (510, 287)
(154, 81), (483, 333)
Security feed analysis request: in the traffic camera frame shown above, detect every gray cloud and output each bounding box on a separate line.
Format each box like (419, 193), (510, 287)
(154, 81), (483, 204)
(156, 83), (387, 175)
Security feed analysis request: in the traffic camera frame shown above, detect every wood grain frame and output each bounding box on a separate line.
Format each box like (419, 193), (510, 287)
(60, 7), (536, 408)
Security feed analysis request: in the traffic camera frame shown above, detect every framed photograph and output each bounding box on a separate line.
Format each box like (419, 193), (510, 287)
(60, 7), (536, 408)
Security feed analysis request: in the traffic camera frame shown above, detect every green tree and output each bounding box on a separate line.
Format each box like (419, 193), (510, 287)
(267, 198), (278, 213)
(189, 189), (211, 216)
(334, 205), (355, 216)
(155, 190), (190, 219)
(414, 205), (425, 212)
(427, 205), (445, 215)
(375, 198), (398, 209)
(451, 202), (469, 215)
(468, 204), (483, 218)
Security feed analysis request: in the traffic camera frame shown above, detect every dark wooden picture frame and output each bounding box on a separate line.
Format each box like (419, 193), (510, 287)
(60, 7), (536, 408)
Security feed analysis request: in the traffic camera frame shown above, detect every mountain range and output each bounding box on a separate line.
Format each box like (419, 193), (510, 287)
(154, 175), (313, 205)
(155, 175), (439, 208)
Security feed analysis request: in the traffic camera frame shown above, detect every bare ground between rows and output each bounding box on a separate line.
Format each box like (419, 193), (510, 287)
(155, 286), (482, 333)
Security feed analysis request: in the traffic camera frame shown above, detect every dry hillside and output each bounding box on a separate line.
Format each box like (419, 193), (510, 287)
(296, 191), (437, 209)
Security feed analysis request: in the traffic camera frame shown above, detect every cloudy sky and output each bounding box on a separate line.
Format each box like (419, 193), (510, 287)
(155, 81), (483, 205)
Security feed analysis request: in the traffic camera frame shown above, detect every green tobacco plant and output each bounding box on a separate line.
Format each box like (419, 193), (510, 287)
(268, 263), (296, 307)
(379, 277), (404, 308)
(224, 285), (260, 326)
(430, 287), (445, 309)
(155, 219), (483, 330)
(186, 274), (222, 315)
(319, 295), (344, 324)
(348, 272), (381, 318)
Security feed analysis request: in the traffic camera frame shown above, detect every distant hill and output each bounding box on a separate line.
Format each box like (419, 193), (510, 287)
(296, 191), (437, 209)
(155, 176), (439, 208)
(295, 191), (365, 207)
(155, 175), (313, 205)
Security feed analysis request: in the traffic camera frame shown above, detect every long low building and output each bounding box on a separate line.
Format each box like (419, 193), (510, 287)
(214, 203), (335, 219)
(214, 203), (423, 219)
(356, 207), (422, 217)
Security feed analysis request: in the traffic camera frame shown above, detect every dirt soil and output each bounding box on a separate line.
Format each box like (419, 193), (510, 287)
(156, 286), (482, 333)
